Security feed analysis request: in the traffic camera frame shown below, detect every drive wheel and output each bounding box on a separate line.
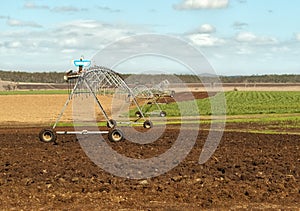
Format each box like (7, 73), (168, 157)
(108, 129), (124, 142)
(39, 129), (57, 143)
(107, 119), (117, 128)
(170, 90), (175, 98)
(143, 120), (153, 129)
(135, 111), (142, 118)
(160, 111), (167, 117)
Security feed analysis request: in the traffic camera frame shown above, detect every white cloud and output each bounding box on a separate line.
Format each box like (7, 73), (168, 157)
(23, 2), (88, 13)
(52, 6), (88, 13)
(198, 24), (216, 33)
(52, 6), (80, 12)
(6, 18), (42, 28)
(271, 46), (290, 53)
(0, 19), (147, 71)
(187, 33), (225, 46)
(236, 46), (252, 55)
(235, 32), (256, 42)
(174, 0), (229, 10)
(24, 2), (49, 10)
(1, 16), (296, 74)
(235, 32), (278, 45)
(186, 24), (216, 35)
(58, 38), (78, 48)
(4, 41), (23, 49)
(186, 24), (223, 46)
(61, 49), (76, 53)
(62, 20), (100, 29)
(2, 19), (145, 53)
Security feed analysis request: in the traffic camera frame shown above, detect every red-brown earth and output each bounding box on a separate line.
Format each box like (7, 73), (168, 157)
(0, 125), (299, 210)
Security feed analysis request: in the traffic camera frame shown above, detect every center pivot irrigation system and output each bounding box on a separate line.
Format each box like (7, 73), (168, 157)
(132, 80), (175, 118)
(39, 58), (172, 143)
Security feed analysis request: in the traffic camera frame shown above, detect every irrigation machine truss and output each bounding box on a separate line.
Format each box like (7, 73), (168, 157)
(39, 60), (154, 143)
(132, 80), (175, 118)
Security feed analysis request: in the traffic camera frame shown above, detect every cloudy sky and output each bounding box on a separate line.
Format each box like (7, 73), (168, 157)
(0, 0), (299, 75)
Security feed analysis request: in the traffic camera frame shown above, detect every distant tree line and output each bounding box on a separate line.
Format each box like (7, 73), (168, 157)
(0, 70), (299, 84)
(220, 74), (300, 83)
(0, 70), (65, 83)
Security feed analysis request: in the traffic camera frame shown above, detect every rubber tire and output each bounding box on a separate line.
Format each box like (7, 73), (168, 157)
(108, 129), (124, 142)
(39, 129), (57, 143)
(160, 111), (167, 117)
(143, 120), (153, 129)
(170, 90), (175, 98)
(107, 119), (117, 128)
(135, 111), (142, 118)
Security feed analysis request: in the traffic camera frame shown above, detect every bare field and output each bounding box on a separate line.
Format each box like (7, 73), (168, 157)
(1, 87), (299, 126)
(0, 94), (114, 126)
(0, 126), (299, 210)
(0, 92), (211, 126)
(0, 91), (299, 209)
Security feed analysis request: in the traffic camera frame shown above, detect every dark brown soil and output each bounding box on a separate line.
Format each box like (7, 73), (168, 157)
(157, 91), (216, 103)
(0, 126), (299, 210)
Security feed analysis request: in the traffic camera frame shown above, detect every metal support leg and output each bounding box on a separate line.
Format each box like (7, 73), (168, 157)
(52, 79), (82, 129)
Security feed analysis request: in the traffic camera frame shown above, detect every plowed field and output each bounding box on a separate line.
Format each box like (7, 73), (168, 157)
(0, 92), (299, 210)
(0, 126), (299, 210)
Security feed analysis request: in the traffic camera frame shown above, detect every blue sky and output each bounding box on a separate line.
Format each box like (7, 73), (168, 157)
(0, 0), (299, 75)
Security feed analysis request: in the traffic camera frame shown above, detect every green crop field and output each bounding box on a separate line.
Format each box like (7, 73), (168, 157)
(2, 89), (299, 116)
(223, 91), (300, 115)
(130, 91), (300, 134)
(136, 91), (300, 116)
